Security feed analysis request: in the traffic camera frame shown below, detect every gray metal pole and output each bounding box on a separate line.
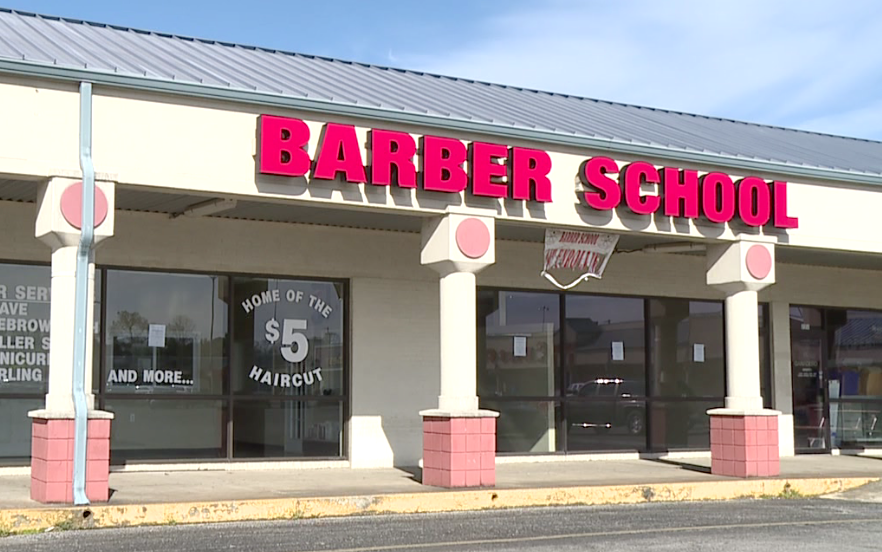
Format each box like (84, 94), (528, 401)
(72, 81), (96, 506)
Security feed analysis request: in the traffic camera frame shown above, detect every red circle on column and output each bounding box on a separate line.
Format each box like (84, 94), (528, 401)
(455, 218), (491, 259)
(60, 182), (108, 229)
(746, 245), (772, 279)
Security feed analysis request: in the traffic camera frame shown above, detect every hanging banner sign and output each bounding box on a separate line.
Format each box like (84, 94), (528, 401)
(542, 229), (619, 289)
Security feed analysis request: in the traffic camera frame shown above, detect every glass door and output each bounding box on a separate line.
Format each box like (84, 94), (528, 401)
(791, 332), (829, 452)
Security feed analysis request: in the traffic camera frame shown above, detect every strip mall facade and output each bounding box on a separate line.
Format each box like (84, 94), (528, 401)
(1, 9), (882, 501)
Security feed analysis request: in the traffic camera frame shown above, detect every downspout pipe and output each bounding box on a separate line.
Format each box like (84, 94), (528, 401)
(72, 81), (95, 506)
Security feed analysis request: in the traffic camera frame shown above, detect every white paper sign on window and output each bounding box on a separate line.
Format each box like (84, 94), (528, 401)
(693, 343), (705, 363)
(148, 324), (166, 348)
(513, 336), (527, 357)
(611, 341), (624, 361)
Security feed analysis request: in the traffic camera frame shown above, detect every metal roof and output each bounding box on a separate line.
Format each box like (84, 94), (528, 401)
(0, 8), (881, 181)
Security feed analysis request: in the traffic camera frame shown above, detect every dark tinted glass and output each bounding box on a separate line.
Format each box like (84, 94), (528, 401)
(479, 400), (559, 453)
(648, 399), (721, 451)
(0, 397), (43, 462)
(759, 304), (772, 408)
(232, 399), (342, 458)
(478, 291), (559, 398)
(827, 310), (882, 400)
(105, 398), (225, 461)
(566, 393), (646, 452)
(564, 295), (645, 396)
(648, 299), (724, 398)
(231, 278), (344, 397)
(0, 263), (51, 395)
(104, 270), (228, 395)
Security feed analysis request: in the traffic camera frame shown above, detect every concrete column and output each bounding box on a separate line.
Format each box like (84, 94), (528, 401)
(30, 177), (115, 503)
(438, 270), (478, 412)
(707, 239), (781, 478)
(419, 213), (499, 488)
(724, 289), (763, 411)
(45, 246), (97, 412)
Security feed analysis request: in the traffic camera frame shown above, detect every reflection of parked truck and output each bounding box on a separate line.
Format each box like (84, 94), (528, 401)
(567, 378), (645, 435)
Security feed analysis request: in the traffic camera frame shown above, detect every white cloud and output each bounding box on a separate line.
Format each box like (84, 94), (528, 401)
(397, 0), (882, 140)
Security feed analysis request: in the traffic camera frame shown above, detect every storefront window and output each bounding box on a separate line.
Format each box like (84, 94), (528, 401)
(104, 270), (228, 395)
(759, 304), (772, 408)
(231, 278), (344, 397)
(0, 263), (51, 396)
(827, 309), (882, 448)
(789, 306), (882, 451)
(564, 295), (645, 452)
(229, 277), (345, 459)
(479, 400), (559, 453)
(477, 291), (560, 454)
(1, 263), (50, 462)
(790, 306), (827, 451)
(478, 289), (731, 454)
(0, 397), (44, 463)
(647, 299), (724, 398)
(478, 291), (559, 398)
(647, 400), (721, 450)
(232, 399), (342, 458)
(105, 398), (225, 461)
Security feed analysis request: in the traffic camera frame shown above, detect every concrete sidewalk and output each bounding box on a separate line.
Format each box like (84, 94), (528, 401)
(1, 455), (880, 534)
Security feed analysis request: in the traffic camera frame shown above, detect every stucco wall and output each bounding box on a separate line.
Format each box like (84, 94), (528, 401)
(4, 199), (882, 464)
(2, 77), (882, 256)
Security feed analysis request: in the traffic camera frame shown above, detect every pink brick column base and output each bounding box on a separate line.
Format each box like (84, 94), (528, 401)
(422, 415), (496, 488)
(710, 414), (779, 478)
(30, 418), (112, 503)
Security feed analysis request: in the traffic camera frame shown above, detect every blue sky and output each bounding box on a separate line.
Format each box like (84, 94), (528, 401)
(4, 0), (881, 140)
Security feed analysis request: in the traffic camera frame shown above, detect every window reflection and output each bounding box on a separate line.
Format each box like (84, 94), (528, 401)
(0, 263), (52, 395)
(478, 291), (559, 398)
(480, 400), (558, 453)
(106, 398), (225, 461)
(231, 278), (344, 397)
(104, 271), (227, 395)
(647, 299), (724, 398)
(232, 399), (342, 458)
(478, 289), (732, 454)
(564, 295), (645, 396)
(828, 309), (882, 448)
(648, 400), (721, 450)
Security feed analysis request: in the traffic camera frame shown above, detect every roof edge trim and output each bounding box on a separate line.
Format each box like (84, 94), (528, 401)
(1, 59), (880, 187)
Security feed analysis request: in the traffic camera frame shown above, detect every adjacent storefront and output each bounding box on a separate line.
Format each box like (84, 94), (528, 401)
(790, 306), (882, 452)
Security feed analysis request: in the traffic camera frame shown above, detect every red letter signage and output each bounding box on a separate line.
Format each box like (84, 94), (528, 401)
(772, 181), (799, 228)
(701, 172), (736, 224)
(255, 117), (799, 231)
(469, 142), (509, 198)
(621, 162), (661, 215)
(421, 136), (468, 193)
(661, 167), (700, 218)
(579, 157), (621, 210)
(578, 156), (798, 229)
(737, 177), (772, 227)
(511, 147), (552, 202)
(368, 129), (417, 188)
(313, 123), (367, 182)
(258, 115), (311, 177)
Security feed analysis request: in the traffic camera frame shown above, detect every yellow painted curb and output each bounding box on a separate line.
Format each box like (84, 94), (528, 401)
(0, 477), (876, 535)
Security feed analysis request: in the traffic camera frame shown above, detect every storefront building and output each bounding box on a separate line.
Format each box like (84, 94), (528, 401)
(1, 10), (882, 499)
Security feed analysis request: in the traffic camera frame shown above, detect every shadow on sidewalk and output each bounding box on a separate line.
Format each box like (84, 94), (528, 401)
(395, 466), (422, 483)
(646, 458), (712, 475)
